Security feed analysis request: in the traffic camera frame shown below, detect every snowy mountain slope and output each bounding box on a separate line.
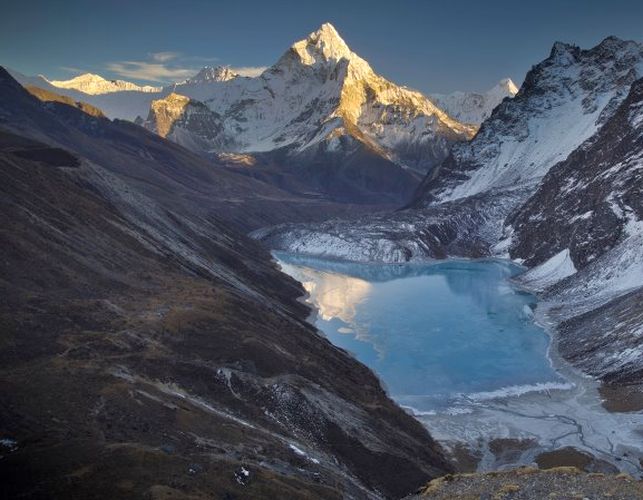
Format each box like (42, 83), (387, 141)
(507, 79), (643, 385)
(179, 65), (239, 84)
(145, 23), (475, 173)
(49, 73), (161, 94)
(508, 76), (643, 279)
(415, 36), (643, 206)
(430, 78), (518, 125)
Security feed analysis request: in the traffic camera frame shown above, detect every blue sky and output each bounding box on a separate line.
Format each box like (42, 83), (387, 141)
(1, 0), (641, 93)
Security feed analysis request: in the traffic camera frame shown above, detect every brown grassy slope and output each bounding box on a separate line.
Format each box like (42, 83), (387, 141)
(0, 68), (453, 498)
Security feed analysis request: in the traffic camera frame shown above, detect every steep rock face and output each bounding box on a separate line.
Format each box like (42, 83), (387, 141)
(556, 288), (642, 385)
(0, 68), (452, 498)
(49, 72), (161, 94)
(431, 78), (518, 125)
(147, 92), (225, 151)
(415, 37), (642, 206)
(508, 77), (643, 272)
(508, 79), (643, 384)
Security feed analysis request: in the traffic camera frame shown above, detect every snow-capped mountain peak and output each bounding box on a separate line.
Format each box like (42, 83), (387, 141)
(144, 22), (474, 177)
(418, 36), (643, 205)
(15, 22), (475, 202)
(49, 73), (161, 95)
(184, 66), (239, 84)
(430, 78), (519, 125)
(494, 78), (519, 96)
(290, 22), (357, 66)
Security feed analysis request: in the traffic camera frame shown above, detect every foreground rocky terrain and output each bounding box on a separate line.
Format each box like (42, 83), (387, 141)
(412, 467), (643, 499)
(0, 68), (454, 498)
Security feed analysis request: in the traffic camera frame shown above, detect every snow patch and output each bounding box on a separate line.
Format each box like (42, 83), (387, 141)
(464, 381), (575, 402)
(289, 443), (320, 464)
(520, 249), (577, 291)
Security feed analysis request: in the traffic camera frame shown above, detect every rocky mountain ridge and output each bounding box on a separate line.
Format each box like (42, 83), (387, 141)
(416, 36), (643, 206)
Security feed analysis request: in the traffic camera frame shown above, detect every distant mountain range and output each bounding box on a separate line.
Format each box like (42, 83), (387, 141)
(430, 78), (518, 125)
(8, 23), (518, 203)
(49, 72), (162, 94)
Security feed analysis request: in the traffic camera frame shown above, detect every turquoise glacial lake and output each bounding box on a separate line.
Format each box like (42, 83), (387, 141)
(276, 253), (566, 413)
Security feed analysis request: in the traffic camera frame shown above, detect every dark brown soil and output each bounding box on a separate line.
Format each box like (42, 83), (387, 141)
(535, 447), (618, 474)
(414, 467), (643, 499)
(599, 383), (643, 412)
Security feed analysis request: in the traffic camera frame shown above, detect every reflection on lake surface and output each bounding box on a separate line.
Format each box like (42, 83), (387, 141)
(298, 270), (371, 323)
(276, 252), (566, 412)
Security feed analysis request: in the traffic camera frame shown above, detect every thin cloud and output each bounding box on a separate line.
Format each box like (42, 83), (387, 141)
(106, 61), (196, 83)
(185, 55), (220, 63)
(232, 66), (268, 77)
(149, 51), (181, 63)
(105, 54), (266, 84)
(60, 66), (86, 74)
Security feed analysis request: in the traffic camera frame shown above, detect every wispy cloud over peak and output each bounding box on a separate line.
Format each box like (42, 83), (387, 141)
(103, 51), (262, 84)
(149, 51), (181, 63)
(106, 61), (196, 83)
(60, 66), (86, 74)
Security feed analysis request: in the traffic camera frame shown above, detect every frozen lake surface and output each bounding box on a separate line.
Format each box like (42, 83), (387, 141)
(276, 252), (643, 476)
(276, 253), (567, 413)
